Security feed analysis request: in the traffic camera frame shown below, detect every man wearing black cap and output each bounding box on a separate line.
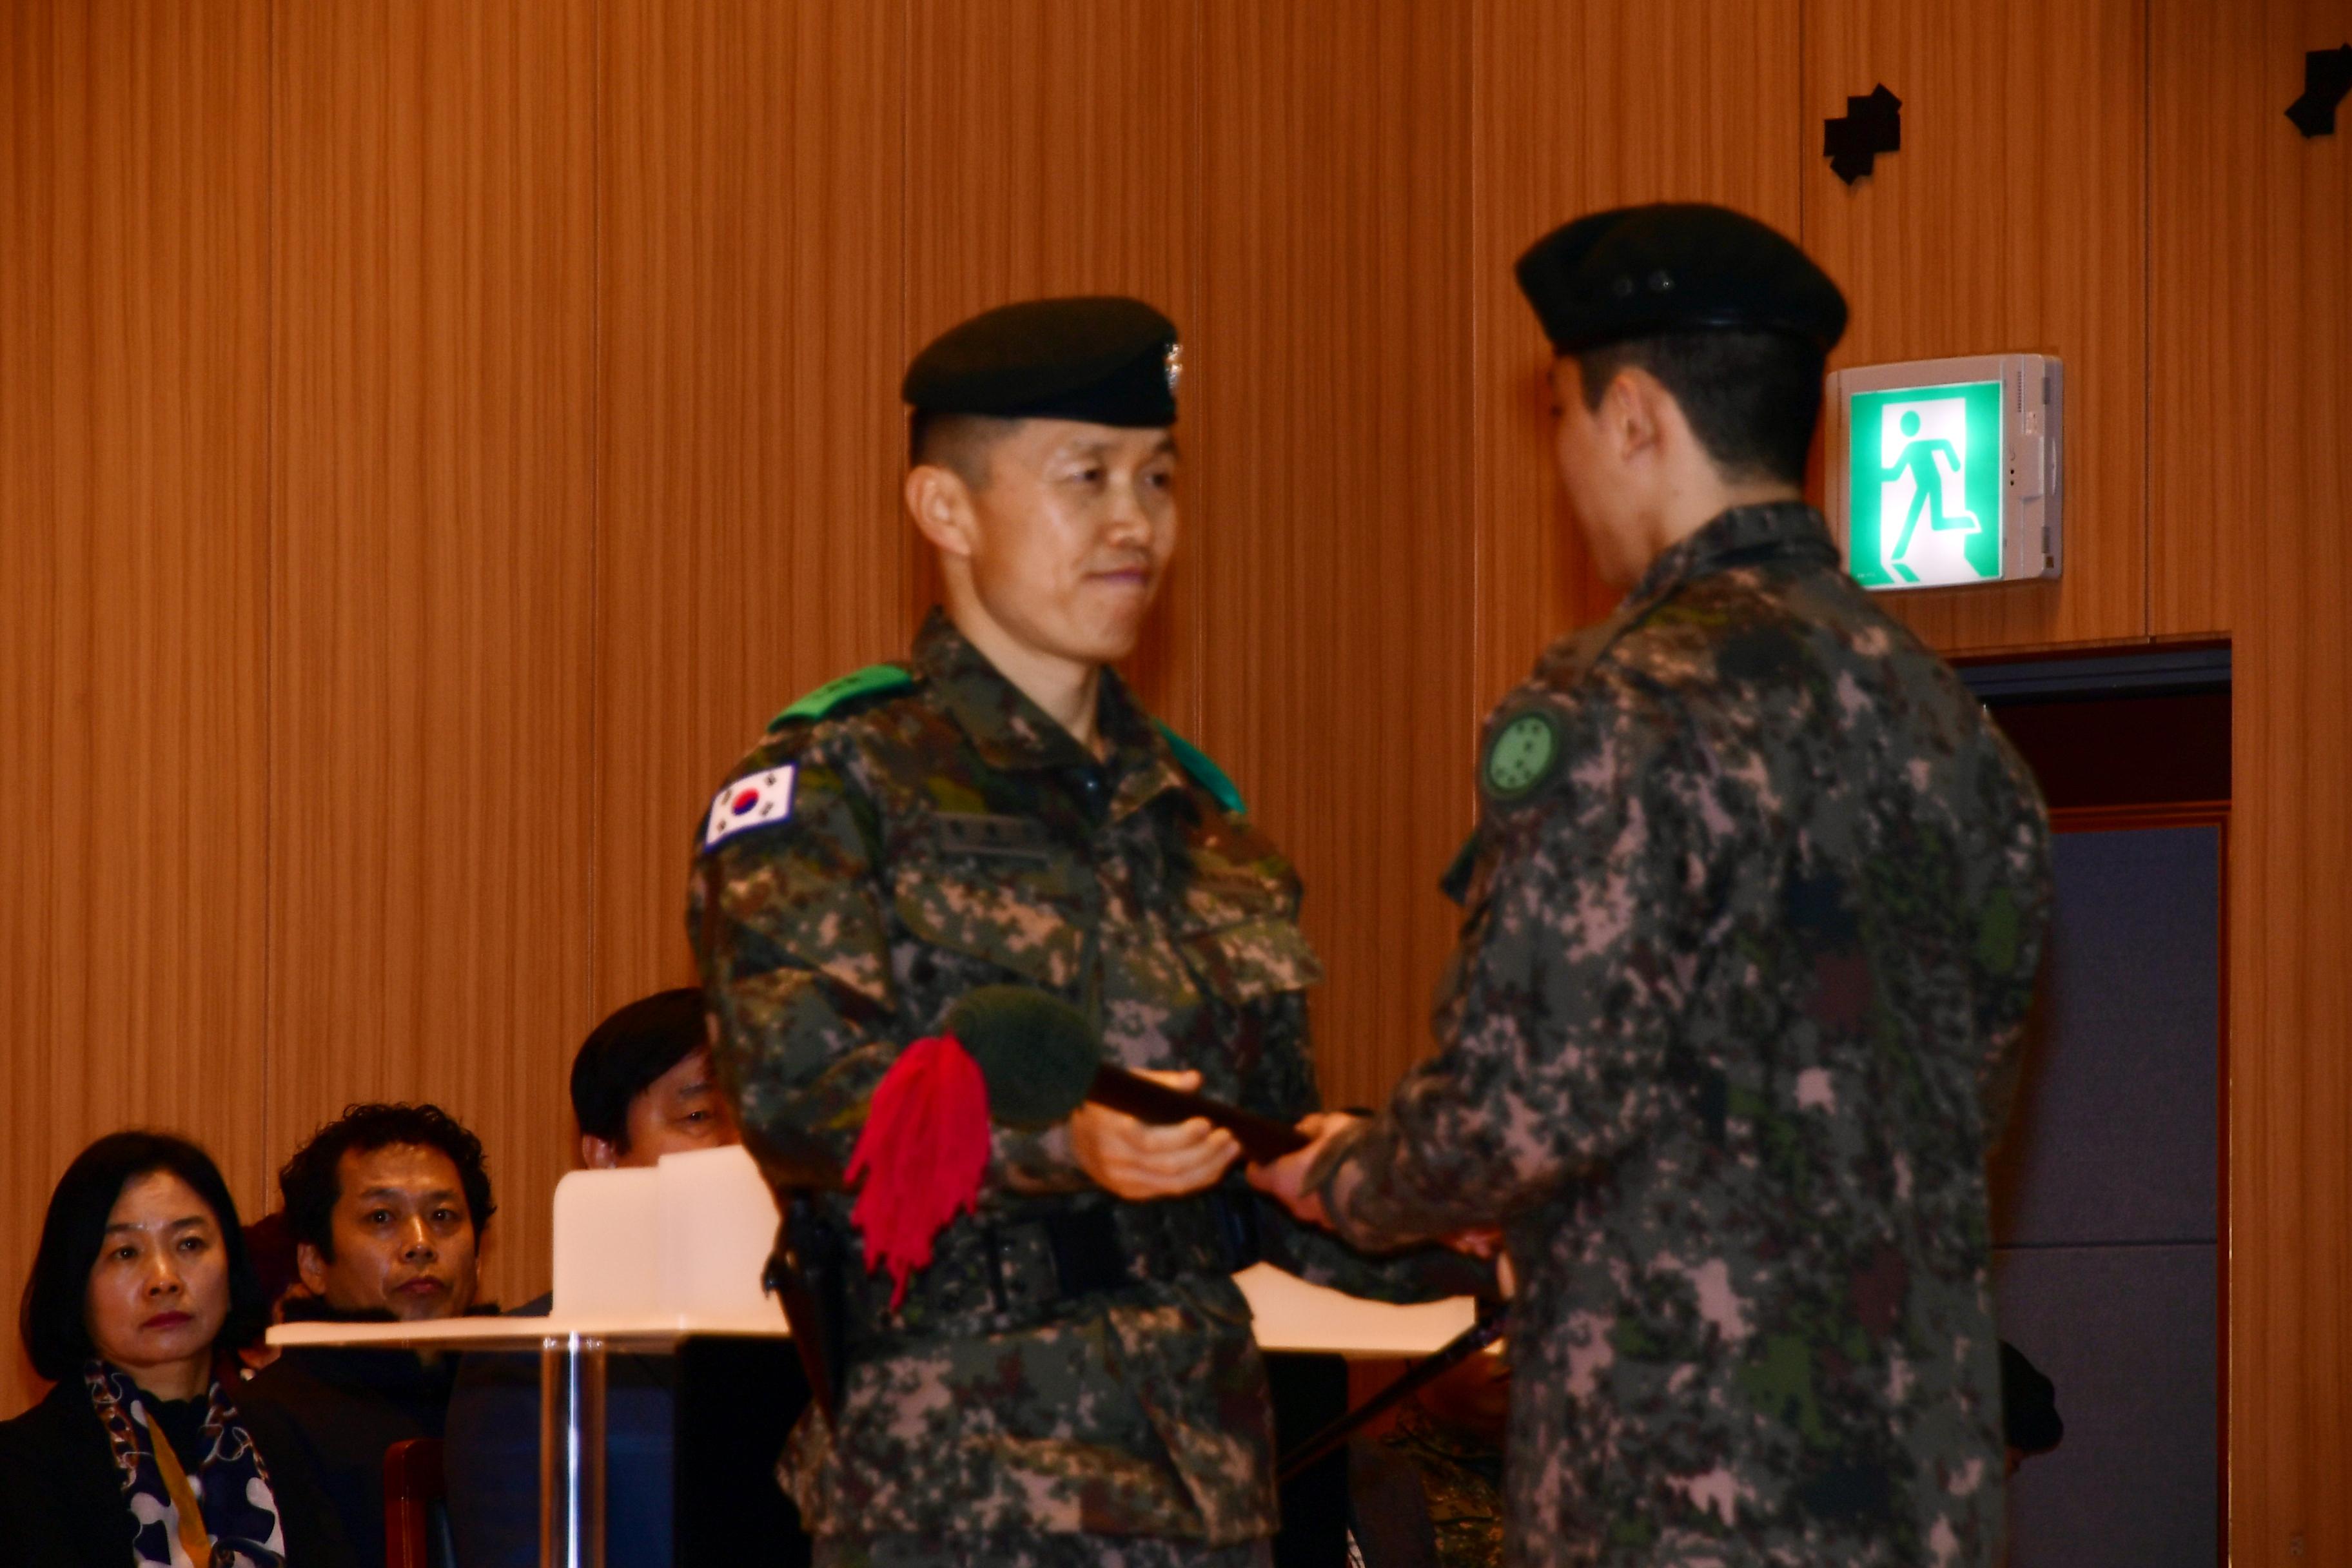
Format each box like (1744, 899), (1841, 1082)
(1252, 206), (2055, 1565)
(691, 297), (1464, 1568)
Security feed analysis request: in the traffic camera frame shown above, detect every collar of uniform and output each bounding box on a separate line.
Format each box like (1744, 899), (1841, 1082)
(914, 609), (1095, 770)
(1104, 687), (1194, 823)
(911, 611), (1188, 820)
(1624, 500), (1838, 609)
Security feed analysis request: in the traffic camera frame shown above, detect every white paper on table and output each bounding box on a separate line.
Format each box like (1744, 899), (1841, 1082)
(655, 1144), (787, 1328)
(549, 1165), (660, 1316)
(547, 1147), (1477, 1352)
(1234, 1262), (1479, 1356)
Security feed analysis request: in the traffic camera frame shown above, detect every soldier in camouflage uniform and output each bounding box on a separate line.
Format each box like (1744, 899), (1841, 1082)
(1348, 1345), (1511, 1568)
(1377, 1405), (1505, 1568)
(1252, 207), (2054, 1567)
(691, 297), (1465, 1568)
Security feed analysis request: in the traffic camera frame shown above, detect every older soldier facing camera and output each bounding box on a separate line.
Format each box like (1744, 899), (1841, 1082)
(1251, 206), (2054, 1568)
(691, 296), (1467, 1568)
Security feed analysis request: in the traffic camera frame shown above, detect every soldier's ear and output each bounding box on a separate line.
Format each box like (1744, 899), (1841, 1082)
(1598, 362), (1675, 473)
(906, 463), (980, 562)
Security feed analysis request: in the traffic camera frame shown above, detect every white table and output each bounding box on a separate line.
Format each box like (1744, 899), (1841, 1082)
(267, 1148), (1477, 1568)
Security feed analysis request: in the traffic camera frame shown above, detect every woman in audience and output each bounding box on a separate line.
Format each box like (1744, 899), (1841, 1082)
(1, 1131), (357, 1567)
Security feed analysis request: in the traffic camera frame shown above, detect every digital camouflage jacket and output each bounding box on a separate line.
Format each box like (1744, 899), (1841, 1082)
(692, 610), (1456, 1546)
(1315, 504), (2053, 1568)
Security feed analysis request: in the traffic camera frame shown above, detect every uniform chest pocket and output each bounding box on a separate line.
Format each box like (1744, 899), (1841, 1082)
(891, 851), (1090, 992)
(1179, 914), (1325, 1004)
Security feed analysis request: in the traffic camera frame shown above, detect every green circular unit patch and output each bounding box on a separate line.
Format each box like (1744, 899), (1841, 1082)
(1484, 710), (1562, 799)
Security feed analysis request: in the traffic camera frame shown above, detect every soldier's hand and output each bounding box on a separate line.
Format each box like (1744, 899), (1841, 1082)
(1070, 1070), (1244, 1200)
(1244, 1112), (1362, 1228)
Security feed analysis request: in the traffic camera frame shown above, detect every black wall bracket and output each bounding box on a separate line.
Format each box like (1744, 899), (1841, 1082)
(1824, 84), (1903, 184)
(2286, 45), (2351, 137)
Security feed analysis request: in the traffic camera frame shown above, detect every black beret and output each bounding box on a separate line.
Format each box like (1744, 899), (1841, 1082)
(1514, 203), (1847, 355)
(904, 295), (1180, 427)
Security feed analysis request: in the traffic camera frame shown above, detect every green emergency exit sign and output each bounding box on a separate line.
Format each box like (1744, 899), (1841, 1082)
(1826, 355), (2063, 593)
(1847, 380), (2003, 587)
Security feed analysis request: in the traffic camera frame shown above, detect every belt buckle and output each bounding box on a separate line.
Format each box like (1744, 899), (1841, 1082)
(1043, 1208), (1131, 1299)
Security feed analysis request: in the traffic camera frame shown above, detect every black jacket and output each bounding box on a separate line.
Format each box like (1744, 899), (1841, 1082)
(237, 1342), (460, 1568)
(0, 1375), (358, 1568)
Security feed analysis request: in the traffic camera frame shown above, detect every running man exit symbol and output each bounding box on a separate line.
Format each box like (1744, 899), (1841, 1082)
(1845, 380), (2003, 589)
(1882, 405), (1975, 577)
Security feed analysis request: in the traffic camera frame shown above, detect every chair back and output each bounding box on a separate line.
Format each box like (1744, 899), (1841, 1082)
(383, 1437), (447, 1568)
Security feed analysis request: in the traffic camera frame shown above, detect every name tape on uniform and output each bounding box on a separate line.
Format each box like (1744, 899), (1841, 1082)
(703, 766), (796, 851)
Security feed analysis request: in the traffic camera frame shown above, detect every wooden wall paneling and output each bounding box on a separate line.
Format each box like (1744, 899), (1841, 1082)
(0, 0), (270, 1416)
(1194, 0), (1474, 1109)
(593, 0), (905, 1013)
(268, 0), (597, 1309)
(1469, 0), (1807, 711)
(2146, 0), (2246, 651)
(1802, 0), (2147, 655)
(2152, 2), (2352, 1560)
(901, 0), (1201, 725)
(2149, 1), (2348, 636)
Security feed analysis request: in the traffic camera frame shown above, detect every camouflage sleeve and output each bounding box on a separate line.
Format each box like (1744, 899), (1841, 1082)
(1315, 686), (1697, 1251)
(688, 735), (1088, 1192)
(1244, 990), (1493, 1303)
(689, 741), (903, 1181)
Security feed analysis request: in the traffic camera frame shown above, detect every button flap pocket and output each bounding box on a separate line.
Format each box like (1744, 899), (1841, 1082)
(1181, 915), (1324, 1003)
(893, 860), (1086, 989)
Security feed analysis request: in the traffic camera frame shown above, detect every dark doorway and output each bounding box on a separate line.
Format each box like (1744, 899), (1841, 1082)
(1966, 648), (2227, 1568)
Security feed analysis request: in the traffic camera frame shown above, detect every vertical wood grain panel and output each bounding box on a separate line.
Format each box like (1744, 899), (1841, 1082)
(2153, 3), (2351, 1560)
(2149, 2), (2347, 642)
(1803, 0), (2147, 654)
(593, 0), (905, 1012)
(268, 0), (596, 1308)
(902, 0), (1199, 725)
(1195, 1), (1473, 1109)
(1470, 0), (1805, 710)
(0, 0), (270, 1416)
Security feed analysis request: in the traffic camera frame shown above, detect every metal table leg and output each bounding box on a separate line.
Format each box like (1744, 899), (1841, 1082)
(540, 1333), (607, 1568)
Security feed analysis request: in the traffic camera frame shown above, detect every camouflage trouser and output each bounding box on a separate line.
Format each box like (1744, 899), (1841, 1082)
(812, 1532), (1275, 1568)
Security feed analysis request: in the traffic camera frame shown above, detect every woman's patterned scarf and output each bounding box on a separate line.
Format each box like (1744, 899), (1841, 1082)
(83, 1362), (286, 1568)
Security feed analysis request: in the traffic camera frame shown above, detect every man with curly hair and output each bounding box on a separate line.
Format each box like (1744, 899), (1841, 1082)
(239, 1102), (497, 1568)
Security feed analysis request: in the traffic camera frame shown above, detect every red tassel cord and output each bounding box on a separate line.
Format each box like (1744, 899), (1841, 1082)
(845, 1035), (993, 1309)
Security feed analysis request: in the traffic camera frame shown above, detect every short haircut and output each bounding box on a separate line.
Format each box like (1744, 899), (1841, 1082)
(571, 988), (710, 1152)
(278, 1102), (495, 1261)
(908, 409), (1016, 488)
(19, 1131), (270, 1381)
(1575, 328), (1825, 486)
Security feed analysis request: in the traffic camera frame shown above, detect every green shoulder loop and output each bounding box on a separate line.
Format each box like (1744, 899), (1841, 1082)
(768, 664), (916, 731)
(1153, 720), (1246, 816)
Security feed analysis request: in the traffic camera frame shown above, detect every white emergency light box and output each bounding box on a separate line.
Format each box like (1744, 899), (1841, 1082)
(1825, 354), (2063, 591)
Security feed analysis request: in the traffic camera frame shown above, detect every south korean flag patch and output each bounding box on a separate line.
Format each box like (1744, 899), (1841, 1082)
(703, 766), (796, 852)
